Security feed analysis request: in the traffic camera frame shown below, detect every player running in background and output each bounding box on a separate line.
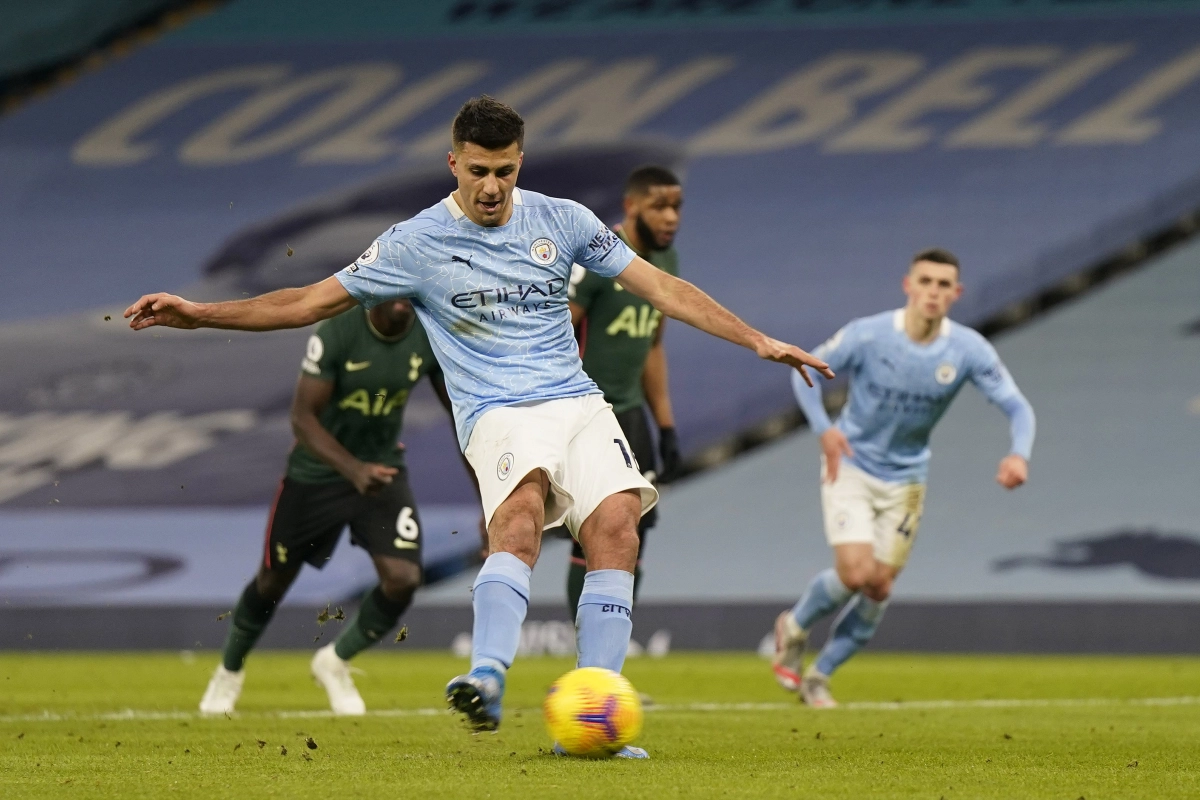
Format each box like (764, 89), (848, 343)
(127, 96), (832, 757)
(772, 249), (1036, 707)
(198, 300), (456, 716)
(565, 165), (684, 617)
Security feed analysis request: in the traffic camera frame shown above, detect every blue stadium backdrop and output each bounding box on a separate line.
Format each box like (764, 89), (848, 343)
(1, 0), (1199, 618)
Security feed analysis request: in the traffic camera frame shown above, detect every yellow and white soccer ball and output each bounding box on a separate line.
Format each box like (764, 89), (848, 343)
(543, 667), (643, 757)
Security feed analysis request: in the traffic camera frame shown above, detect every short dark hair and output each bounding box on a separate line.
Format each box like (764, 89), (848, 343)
(912, 247), (960, 272)
(452, 95), (524, 151)
(625, 165), (681, 197)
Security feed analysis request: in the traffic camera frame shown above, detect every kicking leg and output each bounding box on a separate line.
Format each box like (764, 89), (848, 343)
(201, 564), (299, 714)
(447, 469), (546, 731)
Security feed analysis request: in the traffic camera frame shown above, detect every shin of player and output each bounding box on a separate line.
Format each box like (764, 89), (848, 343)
(773, 249), (1035, 707)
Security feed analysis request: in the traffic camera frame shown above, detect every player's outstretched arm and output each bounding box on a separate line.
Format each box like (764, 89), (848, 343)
(614, 257), (834, 386)
(125, 276), (356, 332)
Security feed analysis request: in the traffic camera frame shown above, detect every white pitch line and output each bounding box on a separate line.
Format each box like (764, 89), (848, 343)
(2, 696), (1198, 725)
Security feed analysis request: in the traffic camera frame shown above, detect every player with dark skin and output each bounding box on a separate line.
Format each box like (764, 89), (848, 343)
(258, 299), (436, 607)
(197, 297), (467, 716)
(565, 166), (685, 616)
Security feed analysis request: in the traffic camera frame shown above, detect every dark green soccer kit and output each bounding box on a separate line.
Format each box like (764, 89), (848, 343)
(223, 308), (444, 674)
(264, 308), (442, 571)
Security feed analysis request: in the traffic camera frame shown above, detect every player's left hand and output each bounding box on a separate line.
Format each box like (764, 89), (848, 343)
(658, 427), (682, 483)
(753, 336), (834, 386)
(996, 454), (1028, 490)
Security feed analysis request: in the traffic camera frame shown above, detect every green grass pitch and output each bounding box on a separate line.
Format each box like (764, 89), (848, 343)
(2, 651), (1198, 798)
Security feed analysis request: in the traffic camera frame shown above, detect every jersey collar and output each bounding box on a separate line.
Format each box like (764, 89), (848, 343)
(442, 188), (523, 221)
(893, 309), (951, 340)
(365, 307), (413, 343)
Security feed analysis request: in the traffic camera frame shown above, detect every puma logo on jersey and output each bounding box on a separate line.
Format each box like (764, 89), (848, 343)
(345, 360), (371, 372)
(451, 254), (473, 269)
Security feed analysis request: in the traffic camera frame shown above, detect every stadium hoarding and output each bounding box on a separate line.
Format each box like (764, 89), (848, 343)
(2, 10), (1200, 617)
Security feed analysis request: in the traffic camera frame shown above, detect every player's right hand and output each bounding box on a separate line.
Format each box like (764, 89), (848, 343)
(753, 336), (834, 387)
(124, 293), (205, 330)
(820, 428), (854, 483)
(351, 462), (398, 496)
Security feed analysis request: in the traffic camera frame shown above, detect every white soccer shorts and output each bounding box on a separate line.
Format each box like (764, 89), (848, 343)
(465, 394), (658, 537)
(820, 459), (926, 569)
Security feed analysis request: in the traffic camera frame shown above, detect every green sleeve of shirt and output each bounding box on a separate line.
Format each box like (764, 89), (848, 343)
(569, 264), (607, 310)
(300, 319), (343, 382)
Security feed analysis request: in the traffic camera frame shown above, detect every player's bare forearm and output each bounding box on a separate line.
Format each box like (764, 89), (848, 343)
(291, 410), (364, 482)
(615, 257), (834, 385)
(125, 276), (355, 332)
(642, 340), (676, 429)
(290, 378), (364, 482)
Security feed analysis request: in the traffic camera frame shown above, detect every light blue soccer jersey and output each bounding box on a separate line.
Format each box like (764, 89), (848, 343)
(792, 309), (1035, 483)
(335, 188), (636, 450)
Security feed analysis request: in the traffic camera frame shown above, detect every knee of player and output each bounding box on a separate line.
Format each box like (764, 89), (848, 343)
(254, 567), (295, 603)
(836, 565), (872, 593)
(377, 561), (421, 601)
(863, 579), (892, 602)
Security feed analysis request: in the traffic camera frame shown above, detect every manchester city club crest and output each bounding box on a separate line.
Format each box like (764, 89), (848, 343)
(496, 452), (514, 481)
(935, 362), (958, 385)
(530, 237), (558, 265)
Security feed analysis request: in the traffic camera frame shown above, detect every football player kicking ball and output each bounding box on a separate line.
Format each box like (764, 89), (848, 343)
(127, 96), (832, 757)
(772, 249), (1036, 707)
(198, 299), (454, 715)
(565, 165), (685, 618)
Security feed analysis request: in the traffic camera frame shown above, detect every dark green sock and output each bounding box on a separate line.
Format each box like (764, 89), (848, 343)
(334, 585), (411, 660)
(222, 581), (278, 672)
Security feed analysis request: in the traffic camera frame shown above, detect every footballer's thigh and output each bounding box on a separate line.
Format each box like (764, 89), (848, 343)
(871, 479), (926, 573)
(349, 469), (424, 596)
(821, 461), (878, 587)
(259, 477), (355, 598)
(464, 400), (577, 535)
(576, 490), (643, 571)
(562, 397), (658, 560)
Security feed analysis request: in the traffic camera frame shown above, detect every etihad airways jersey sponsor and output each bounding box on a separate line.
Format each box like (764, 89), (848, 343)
(336, 188), (636, 450)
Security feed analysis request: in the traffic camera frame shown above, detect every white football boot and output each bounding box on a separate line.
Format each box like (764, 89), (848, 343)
(199, 665), (245, 715)
(311, 643), (366, 716)
(800, 670), (838, 709)
(772, 610), (807, 692)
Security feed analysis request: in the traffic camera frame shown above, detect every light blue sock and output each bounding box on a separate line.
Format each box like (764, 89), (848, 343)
(470, 553), (531, 673)
(814, 595), (889, 677)
(792, 568), (853, 631)
(575, 569), (635, 672)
